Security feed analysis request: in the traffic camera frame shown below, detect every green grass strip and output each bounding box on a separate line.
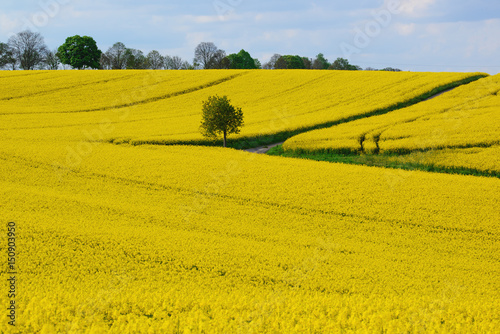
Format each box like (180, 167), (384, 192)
(267, 144), (500, 179)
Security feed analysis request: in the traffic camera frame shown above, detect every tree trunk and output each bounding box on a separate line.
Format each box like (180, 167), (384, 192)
(223, 130), (227, 147)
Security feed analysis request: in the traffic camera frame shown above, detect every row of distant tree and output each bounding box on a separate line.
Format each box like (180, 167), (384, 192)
(0, 30), (402, 72)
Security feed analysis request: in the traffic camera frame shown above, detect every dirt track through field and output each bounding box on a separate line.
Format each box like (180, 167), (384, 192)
(245, 142), (284, 154)
(424, 87), (456, 101)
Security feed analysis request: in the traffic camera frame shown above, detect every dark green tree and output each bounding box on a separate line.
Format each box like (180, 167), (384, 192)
(312, 53), (330, 70)
(0, 43), (15, 69)
(329, 57), (360, 71)
(125, 48), (147, 69)
(57, 35), (101, 69)
(225, 54), (240, 69)
(382, 67), (402, 72)
(253, 58), (262, 69)
(275, 55), (305, 69)
(225, 49), (258, 69)
(302, 57), (312, 69)
(220, 56), (231, 69)
(206, 49), (227, 69)
(274, 56), (287, 69)
(200, 95), (244, 147)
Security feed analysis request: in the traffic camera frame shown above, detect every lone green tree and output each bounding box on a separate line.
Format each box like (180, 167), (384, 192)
(200, 95), (244, 147)
(57, 35), (101, 69)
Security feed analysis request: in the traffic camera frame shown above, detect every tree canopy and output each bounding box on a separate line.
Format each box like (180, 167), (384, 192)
(57, 35), (101, 70)
(329, 57), (360, 71)
(200, 95), (244, 147)
(313, 53), (330, 70)
(44, 50), (60, 70)
(0, 43), (15, 69)
(194, 42), (220, 69)
(262, 54), (282, 69)
(275, 55), (305, 69)
(225, 49), (258, 69)
(8, 30), (48, 70)
(146, 50), (164, 69)
(103, 42), (128, 69)
(124, 48), (146, 69)
(1, 33), (376, 72)
(206, 49), (227, 69)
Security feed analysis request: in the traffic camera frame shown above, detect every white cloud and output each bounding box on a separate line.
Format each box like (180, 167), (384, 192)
(185, 32), (214, 48)
(398, 0), (436, 17)
(465, 19), (500, 58)
(425, 23), (441, 35)
(401, 18), (500, 71)
(189, 15), (219, 24)
(254, 13), (265, 22)
(394, 23), (416, 36)
(0, 14), (19, 36)
(181, 15), (224, 24)
(150, 15), (166, 25)
(422, 19), (500, 56)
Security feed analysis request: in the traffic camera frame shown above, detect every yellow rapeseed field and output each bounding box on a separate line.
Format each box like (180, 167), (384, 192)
(0, 70), (485, 145)
(1, 143), (499, 333)
(283, 74), (500, 174)
(0, 70), (498, 333)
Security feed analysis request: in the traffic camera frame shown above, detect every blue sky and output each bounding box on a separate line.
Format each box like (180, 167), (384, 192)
(1, 0), (500, 73)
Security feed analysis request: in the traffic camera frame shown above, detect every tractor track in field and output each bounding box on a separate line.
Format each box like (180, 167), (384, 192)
(0, 72), (247, 115)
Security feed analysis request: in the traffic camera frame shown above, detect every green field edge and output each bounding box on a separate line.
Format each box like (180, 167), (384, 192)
(114, 74), (487, 149)
(286, 140), (500, 156)
(266, 144), (500, 179)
